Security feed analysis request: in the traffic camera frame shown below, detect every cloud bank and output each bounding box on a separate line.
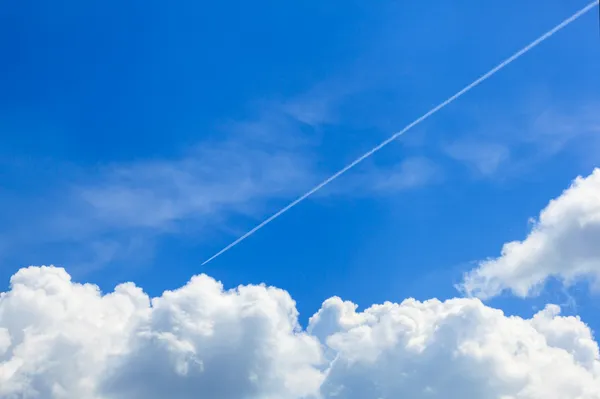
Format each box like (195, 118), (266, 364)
(462, 168), (600, 299)
(1, 266), (599, 399)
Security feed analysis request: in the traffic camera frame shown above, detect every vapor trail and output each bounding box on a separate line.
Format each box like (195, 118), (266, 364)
(202, 1), (599, 266)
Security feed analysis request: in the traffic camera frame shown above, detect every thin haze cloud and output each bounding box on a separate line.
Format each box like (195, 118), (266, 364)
(202, 1), (600, 266)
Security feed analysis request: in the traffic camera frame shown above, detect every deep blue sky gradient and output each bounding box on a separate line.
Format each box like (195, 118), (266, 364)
(1, 0), (599, 327)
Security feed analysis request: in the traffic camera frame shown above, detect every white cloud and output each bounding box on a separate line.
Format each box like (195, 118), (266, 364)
(369, 157), (440, 192)
(444, 141), (509, 176)
(0, 266), (323, 399)
(322, 157), (440, 198)
(312, 297), (600, 399)
(527, 105), (600, 155)
(438, 101), (600, 179)
(76, 136), (316, 231)
(0, 110), (322, 272)
(1, 266), (600, 398)
(0, 91), (435, 272)
(462, 168), (600, 299)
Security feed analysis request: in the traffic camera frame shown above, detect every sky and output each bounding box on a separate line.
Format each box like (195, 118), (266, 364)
(1, 0), (600, 398)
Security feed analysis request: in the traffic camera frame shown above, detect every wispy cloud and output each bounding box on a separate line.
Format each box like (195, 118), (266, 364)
(76, 136), (315, 232)
(440, 100), (600, 178)
(66, 86), (355, 238)
(0, 86), (438, 273)
(320, 157), (441, 199)
(443, 141), (510, 177)
(369, 157), (440, 192)
(526, 103), (600, 161)
(0, 100), (323, 272)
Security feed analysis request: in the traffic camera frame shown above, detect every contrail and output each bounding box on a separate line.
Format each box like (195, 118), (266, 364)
(202, 1), (599, 266)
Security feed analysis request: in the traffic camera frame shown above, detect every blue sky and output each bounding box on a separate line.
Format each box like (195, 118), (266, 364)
(1, 0), (600, 335)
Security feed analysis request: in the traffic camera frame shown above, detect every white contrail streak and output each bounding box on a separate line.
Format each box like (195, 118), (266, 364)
(202, 1), (599, 266)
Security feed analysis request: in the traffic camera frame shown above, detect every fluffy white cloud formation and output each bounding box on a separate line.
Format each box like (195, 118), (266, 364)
(0, 266), (322, 399)
(1, 266), (600, 398)
(462, 168), (600, 299)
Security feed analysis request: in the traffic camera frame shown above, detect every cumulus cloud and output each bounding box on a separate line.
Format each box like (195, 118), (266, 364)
(1, 266), (600, 398)
(462, 168), (600, 299)
(0, 266), (323, 399)
(313, 297), (600, 399)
